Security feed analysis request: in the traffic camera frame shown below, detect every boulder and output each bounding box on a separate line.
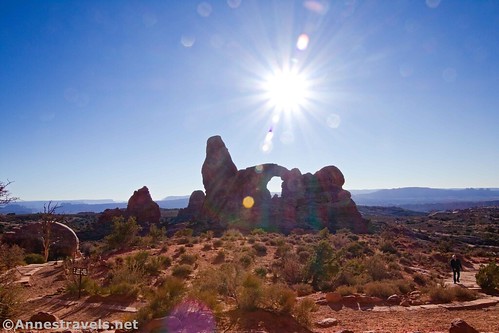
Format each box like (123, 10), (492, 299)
(2, 222), (79, 259)
(29, 311), (60, 323)
(325, 292), (343, 303)
(387, 294), (402, 305)
(449, 319), (479, 333)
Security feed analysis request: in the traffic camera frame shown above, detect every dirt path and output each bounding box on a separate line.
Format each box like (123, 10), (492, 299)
(443, 263), (481, 289)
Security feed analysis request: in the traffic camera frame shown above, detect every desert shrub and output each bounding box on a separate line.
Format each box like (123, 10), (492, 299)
(252, 243), (268, 256)
(212, 239), (223, 248)
(239, 254), (253, 268)
(293, 298), (316, 327)
(148, 224), (166, 244)
(399, 256), (412, 266)
(476, 262), (499, 292)
(335, 284), (357, 296)
(364, 254), (390, 281)
(251, 228), (266, 235)
(200, 230), (214, 241)
(305, 240), (338, 290)
(108, 254), (148, 297)
(194, 267), (231, 298)
(394, 279), (414, 294)
(24, 253), (45, 264)
(213, 250), (226, 264)
(280, 254), (306, 284)
(106, 216), (141, 250)
(145, 255), (171, 275)
(172, 264), (193, 279)
(364, 280), (399, 299)
(388, 261), (402, 272)
(136, 277), (185, 322)
(380, 241), (398, 254)
(187, 289), (222, 315)
(338, 257), (366, 279)
(254, 267), (267, 278)
(67, 276), (101, 296)
(236, 273), (263, 310)
(453, 286), (478, 301)
(318, 227), (330, 239)
(202, 243), (212, 251)
(222, 229), (243, 241)
(179, 253), (198, 265)
(427, 285), (454, 303)
(342, 241), (372, 259)
(0, 244), (25, 270)
(276, 243), (293, 258)
(176, 237), (190, 245)
(413, 273), (429, 286)
(262, 284), (296, 314)
(0, 272), (25, 320)
(109, 282), (141, 297)
(292, 283), (314, 296)
(298, 250), (311, 262)
(174, 228), (193, 238)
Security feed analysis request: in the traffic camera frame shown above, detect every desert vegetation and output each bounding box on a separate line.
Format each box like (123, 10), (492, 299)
(0, 206), (498, 332)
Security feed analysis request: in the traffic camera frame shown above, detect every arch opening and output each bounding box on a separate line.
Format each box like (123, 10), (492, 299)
(267, 176), (283, 197)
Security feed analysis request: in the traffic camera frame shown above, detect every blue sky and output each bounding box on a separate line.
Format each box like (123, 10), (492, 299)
(1, 0), (498, 201)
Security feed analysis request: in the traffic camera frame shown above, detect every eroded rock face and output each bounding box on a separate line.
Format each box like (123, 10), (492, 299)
(98, 186), (160, 230)
(178, 136), (368, 233)
(127, 186), (160, 225)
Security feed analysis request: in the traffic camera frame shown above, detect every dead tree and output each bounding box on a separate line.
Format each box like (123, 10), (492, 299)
(41, 201), (61, 262)
(0, 180), (19, 205)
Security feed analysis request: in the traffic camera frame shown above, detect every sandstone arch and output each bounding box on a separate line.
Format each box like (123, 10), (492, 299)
(177, 136), (369, 234)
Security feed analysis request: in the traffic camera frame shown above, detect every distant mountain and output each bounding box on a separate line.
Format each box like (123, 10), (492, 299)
(0, 197), (189, 214)
(352, 187), (499, 211)
(2, 188), (498, 214)
(157, 198), (189, 209)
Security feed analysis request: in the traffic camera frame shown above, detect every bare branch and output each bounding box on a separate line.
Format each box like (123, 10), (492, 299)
(0, 180), (19, 205)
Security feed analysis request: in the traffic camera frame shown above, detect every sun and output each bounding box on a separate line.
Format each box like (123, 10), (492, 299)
(263, 68), (310, 112)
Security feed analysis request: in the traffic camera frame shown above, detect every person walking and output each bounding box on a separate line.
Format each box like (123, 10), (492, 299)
(450, 254), (463, 284)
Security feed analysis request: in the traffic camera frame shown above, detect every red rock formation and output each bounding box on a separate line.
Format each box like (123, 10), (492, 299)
(178, 136), (368, 234)
(127, 186), (160, 225)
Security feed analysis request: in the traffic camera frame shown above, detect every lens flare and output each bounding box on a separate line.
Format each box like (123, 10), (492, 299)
(296, 34), (309, 51)
(242, 196), (255, 208)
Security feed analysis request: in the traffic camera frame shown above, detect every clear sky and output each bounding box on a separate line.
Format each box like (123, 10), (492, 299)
(1, 0), (498, 201)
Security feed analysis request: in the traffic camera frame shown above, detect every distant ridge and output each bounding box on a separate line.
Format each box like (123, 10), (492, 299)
(1, 188), (498, 214)
(351, 187), (499, 212)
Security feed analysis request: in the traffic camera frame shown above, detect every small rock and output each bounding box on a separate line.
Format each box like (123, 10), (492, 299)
(29, 311), (60, 323)
(316, 318), (339, 328)
(409, 290), (421, 299)
(410, 299), (424, 306)
(449, 319), (479, 333)
(315, 297), (328, 305)
(387, 294), (401, 305)
(400, 299), (411, 307)
(326, 292), (343, 303)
